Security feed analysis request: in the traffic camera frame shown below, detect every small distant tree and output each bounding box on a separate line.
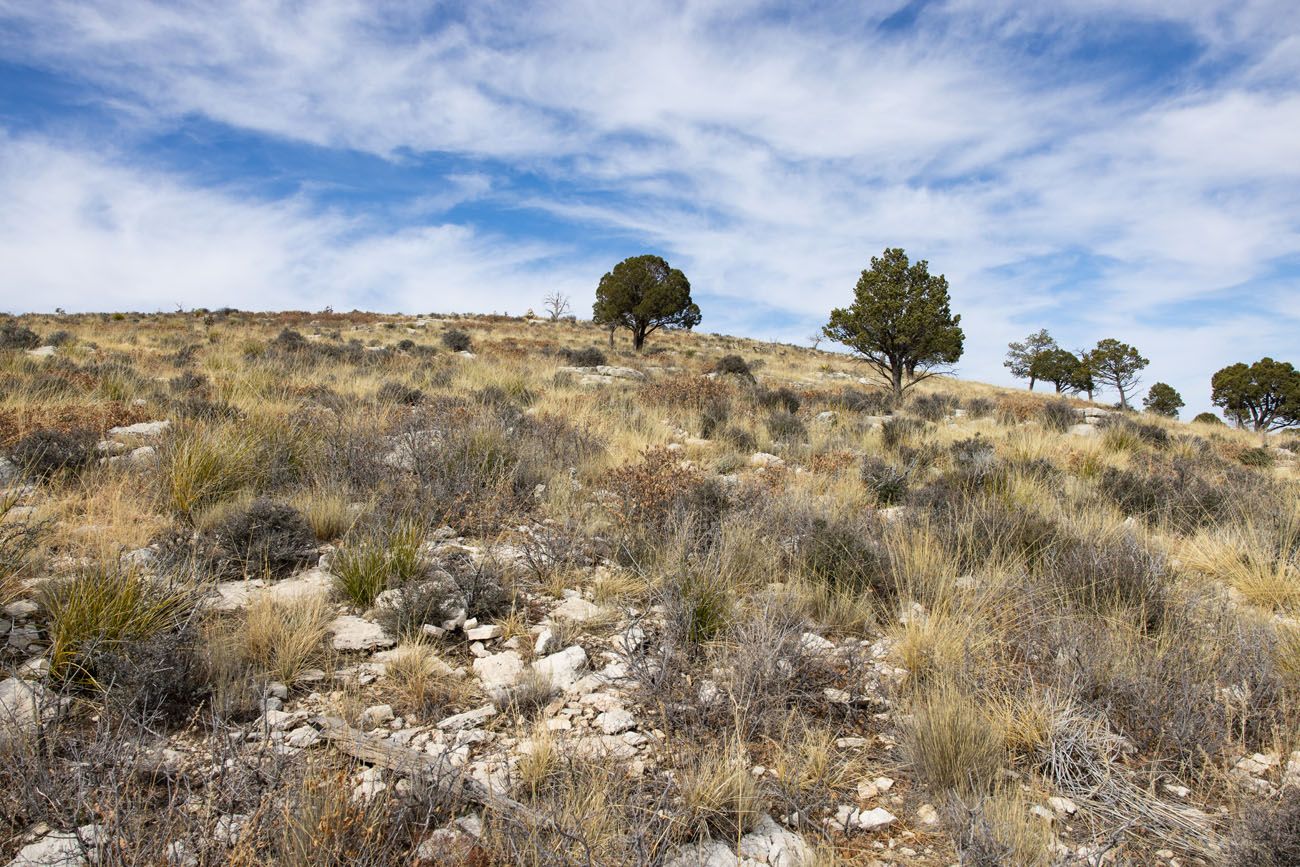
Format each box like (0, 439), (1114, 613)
(823, 247), (964, 398)
(543, 291), (572, 321)
(1067, 351), (1096, 401)
(1085, 339), (1148, 409)
(1191, 411), (1224, 426)
(593, 255), (700, 350)
(1211, 358), (1300, 432)
(1005, 329), (1058, 390)
(1143, 382), (1184, 417)
(1032, 347), (1083, 393)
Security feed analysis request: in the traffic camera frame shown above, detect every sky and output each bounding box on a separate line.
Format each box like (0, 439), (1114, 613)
(1, 1), (1298, 416)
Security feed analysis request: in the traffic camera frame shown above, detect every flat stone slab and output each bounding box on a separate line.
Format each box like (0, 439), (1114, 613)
(327, 615), (394, 652)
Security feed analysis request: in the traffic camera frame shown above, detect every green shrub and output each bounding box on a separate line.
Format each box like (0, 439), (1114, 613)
(712, 355), (755, 381)
(1191, 412), (1223, 426)
(441, 329), (472, 352)
(861, 456), (909, 505)
(909, 392), (958, 422)
(0, 320), (40, 350)
(558, 346), (607, 367)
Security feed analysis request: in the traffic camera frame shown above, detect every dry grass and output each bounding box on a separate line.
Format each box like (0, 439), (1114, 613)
(239, 593), (332, 684)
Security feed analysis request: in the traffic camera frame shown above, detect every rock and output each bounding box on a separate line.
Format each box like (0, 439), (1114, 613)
(437, 704), (497, 732)
(361, 704), (395, 728)
(916, 803), (939, 825)
(550, 597), (605, 623)
(7, 825), (100, 866)
(0, 457), (15, 484)
(108, 420), (171, 438)
(815, 411), (838, 425)
(1048, 796), (1078, 816)
(1283, 751), (1300, 789)
(327, 615), (395, 652)
(127, 445), (157, 466)
(749, 452), (784, 468)
(532, 645), (588, 691)
(352, 767), (386, 801)
(414, 826), (477, 865)
(1030, 805), (1055, 823)
(853, 806), (896, 832)
(422, 623), (448, 639)
(798, 632), (835, 655)
(25, 345), (56, 358)
(4, 600), (38, 619)
(1162, 782), (1191, 799)
(663, 840), (735, 867)
(534, 627), (557, 656)
(465, 625), (502, 641)
(1234, 752), (1280, 776)
(212, 814), (248, 846)
(597, 708), (636, 735)
(284, 725), (321, 748)
(473, 651), (526, 694)
(736, 813), (815, 866)
(0, 677), (52, 748)
(1067, 423), (1096, 437)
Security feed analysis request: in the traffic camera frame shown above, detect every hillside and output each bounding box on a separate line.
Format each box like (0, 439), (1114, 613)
(0, 310), (1297, 866)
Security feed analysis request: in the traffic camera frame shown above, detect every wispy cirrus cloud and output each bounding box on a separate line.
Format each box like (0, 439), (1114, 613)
(0, 0), (1297, 414)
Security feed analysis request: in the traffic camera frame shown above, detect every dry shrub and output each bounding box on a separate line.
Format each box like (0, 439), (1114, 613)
(0, 402), (153, 449)
(208, 498), (319, 579)
(995, 393), (1044, 425)
(1230, 789), (1300, 866)
(942, 790), (1054, 867)
(640, 374), (731, 411)
(8, 428), (95, 480)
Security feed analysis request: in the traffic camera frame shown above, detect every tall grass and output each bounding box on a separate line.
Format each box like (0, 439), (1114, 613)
(332, 520), (427, 607)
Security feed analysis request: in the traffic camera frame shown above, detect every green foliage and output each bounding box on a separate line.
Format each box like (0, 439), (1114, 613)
(1211, 357), (1300, 431)
(593, 254), (701, 350)
(1191, 411), (1224, 425)
(1143, 382), (1184, 418)
(332, 521), (427, 607)
(1031, 347), (1084, 393)
(1085, 339), (1149, 408)
(823, 248), (964, 397)
(41, 564), (197, 686)
(1004, 329), (1056, 389)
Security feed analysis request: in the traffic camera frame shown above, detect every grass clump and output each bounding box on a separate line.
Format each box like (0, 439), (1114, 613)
(158, 423), (257, 520)
(41, 564), (197, 686)
(239, 593), (332, 684)
(905, 678), (1007, 797)
(332, 520), (427, 607)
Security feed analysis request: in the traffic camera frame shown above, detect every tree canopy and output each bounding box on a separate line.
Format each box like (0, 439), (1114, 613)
(1005, 329), (1057, 390)
(593, 255), (701, 350)
(1142, 382), (1184, 418)
(1085, 339), (1148, 409)
(823, 247), (963, 397)
(1210, 358), (1300, 431)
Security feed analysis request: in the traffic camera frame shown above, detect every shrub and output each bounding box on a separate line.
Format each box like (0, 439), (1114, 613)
(9, 429), (94, 480)
(1096, 458), (1227, 532)
(1237, 447), (1275, 468)
(964, 396), (995, 419)
(712, 354), (755, 381)
(861, 456), (909, 505)
(1191, 412), (1224, 426)
(45, 330), (73, 347)
(718, 426), (757, 453)
(756, 386), (801, 414)
(1047, 535), (1168, 629)
(375, 381), (424, 406)
(1099, 415), (1169, 449)
(558, 346), (607, 367)
(1230, 789), (1300, 866)
(800, 516), (894, 602)
(839, 388), (895, 415)
(1, 493), (47, 607)
(41, 564), (197, 686)
(0, 320), (40, 350)
(882, 416), (927, 450)
(698, 397), (731, 439)
(641, 375), (731, 410)
(332, 520), (427, 607)
(169, 371), (208, 395)
(208, 499), (318, 579)
(441, 328), (472, 352)
(909, 391), (958, 422)
(765, 411), (807, 444)
(1038, 399), (1076, 432)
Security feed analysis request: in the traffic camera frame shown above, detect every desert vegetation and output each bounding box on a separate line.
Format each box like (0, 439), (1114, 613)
(0, 308), (1297, 865)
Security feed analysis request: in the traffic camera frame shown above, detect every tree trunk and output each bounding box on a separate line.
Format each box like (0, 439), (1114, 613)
(1054, 381), (1063, 393)
(890, 363), (904, 399)
(1028, 377), (1036, 391)
(633, 327), (646, 351)
(1116, 384), (1128, 409)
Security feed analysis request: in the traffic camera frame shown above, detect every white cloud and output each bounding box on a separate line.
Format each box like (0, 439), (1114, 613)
(0, 0), (1298, 415)
(0, 136), (597, 315)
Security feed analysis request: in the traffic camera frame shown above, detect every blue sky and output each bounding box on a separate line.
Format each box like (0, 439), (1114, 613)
(1, 1), (1298, 415)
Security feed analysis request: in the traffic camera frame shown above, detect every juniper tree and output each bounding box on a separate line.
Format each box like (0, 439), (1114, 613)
(1211, 358), (1300, 431)
(1005, 329), (1057, 390)
(823, 248), (964, 398)
(1085, 339), (1148, 409)
(1142, 382), (1184, 418)
(593, 255), (700, 350)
